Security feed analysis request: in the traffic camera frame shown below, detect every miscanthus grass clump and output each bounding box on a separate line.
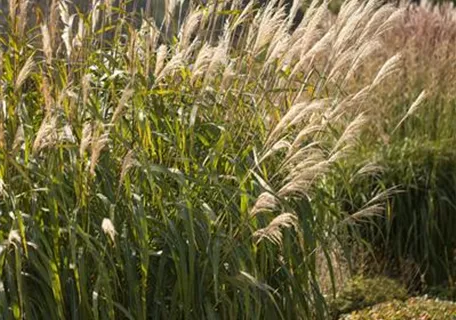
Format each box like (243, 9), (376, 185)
(317, 0), (456, 290)
(0, 0), (407, 318)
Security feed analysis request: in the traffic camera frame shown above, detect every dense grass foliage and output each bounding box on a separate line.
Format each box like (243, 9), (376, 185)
(317, 1), (456, 290)
(0, 0), (452, 319)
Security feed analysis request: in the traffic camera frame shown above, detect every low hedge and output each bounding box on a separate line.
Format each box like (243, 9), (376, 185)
(345, 297), (456, 320)
(329, 276), (408, 318)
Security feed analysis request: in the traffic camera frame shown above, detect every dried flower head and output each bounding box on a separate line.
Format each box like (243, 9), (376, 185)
(101, 218), (116, 243)
(253, 213), (298, 246)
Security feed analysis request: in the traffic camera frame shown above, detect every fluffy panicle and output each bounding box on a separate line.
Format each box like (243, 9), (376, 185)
(92, 0), (101, 33)
(264, 30), (290, 69)
(342, 203), (384, 224)
(344, 40), (382, 81)
(9, 0), (18, 24)
(61, 124), (75, 144)
(58, 0), (70, 25)
(82, 74), (92, 106)
(260, 140), (291, 163)
(164, 0), (178, 31)
(288, 100), (326, 127)
(158, 50), (187, 81)
(287, 0), (304, 29)
(278, 161), (330, 197)
(347, 85), (372, 105)
(393, 90), (428, 132)
(250, 192), (280, 217)
(33, 116), (58, 154)
(90, 125), (110, 176)
(191, 44), (214, 81)
(337, 0), (362, 28)
(404, 90), (428, 118)
(73, 18), (85, 51)
(290, 126), (324, 151)
(253, 3), (286, 54)
(371, 53), (403, 88)
(112, 86), (134, 123)
(291, 0), (322, 39)
(0, 122), (5, 150)
(127, 32), (139, 75)
(15, 55), (35, 91)
(253, 212), (298, 246)
(49, 0), (59, 47)
(12, 123), (24, 154)
(361, 0), (384, 19)
(374, 7), (406, 38)
(266, 100), (327, 146)
(140, 18), (159, 47)
(18, 0), (30, 37)
(266, 102), (310, 146)
(120, 150), (139, 184)
(332, 114), (369, 153)
(220, 61), (236, 91)
(7, 229), (21, 247)
(101, 218), (117, 243)
(80, 122), (92, 158)
(139, 20), (159, 74)
(287, 28), (326, 77)
(179, 10), (202, 50)
(283, 146), (326, 172)
(154, 44), (167, 77)
(327, 48), (356, 84)
(300, 27), (336, 64)
(60, 2), (76, 58)
(42, 76), (54, 112)
(204, 39), (229, 84)
(333, 10), (366, 57)
(358, 4), (397, 44)
(286, 157), (330, 181)
(352, 162), (384, 180)
(295, 3), (329, 55)
(323, 103), (344, 123)
(41, 24), (53, 65)
(233, 1), (255, 29)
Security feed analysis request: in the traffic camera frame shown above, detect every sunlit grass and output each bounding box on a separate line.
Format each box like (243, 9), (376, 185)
(0, 0), (439, 319)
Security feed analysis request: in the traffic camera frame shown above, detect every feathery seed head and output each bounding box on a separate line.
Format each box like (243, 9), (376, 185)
(120, 150), (139, 184)
(253, 212), (298, 246)
(251, 192), (280, 217)
(112, 87), (134, 124)
(80, 122), (92, 158)
(33, 116), (58, 154)
(101, 218), (116, 243)
(7, 229), (21, 247)
(41, 24), (53, 64)
(371, 53), (403, 88)
(12, 123), (24, 154)
(90, 125), (110, 176)
(15, 55), (35, 91)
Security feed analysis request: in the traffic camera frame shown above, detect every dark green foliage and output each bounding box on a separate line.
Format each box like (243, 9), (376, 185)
(321, 138), (456, 290)
(329, 276), (407, 318)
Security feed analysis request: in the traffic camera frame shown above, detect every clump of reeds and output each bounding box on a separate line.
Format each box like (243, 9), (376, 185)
(319, 0), (456, 290)
(0, 0), (409, 318)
